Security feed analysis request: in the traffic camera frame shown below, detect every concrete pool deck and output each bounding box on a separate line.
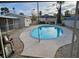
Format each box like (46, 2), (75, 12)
(20, 25), (76, 58)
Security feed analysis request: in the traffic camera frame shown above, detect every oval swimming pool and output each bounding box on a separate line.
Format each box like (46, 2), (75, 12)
(31, 25), (63, 40)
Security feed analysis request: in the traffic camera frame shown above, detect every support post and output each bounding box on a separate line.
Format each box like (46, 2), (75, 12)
(76, 1), (79, 57)
(13, 19), (15, 30)
(0, 29), (6, 58)
(37, 2), (40, 43)
(6, 18), (9, 34)
(70, 1), (78, 57)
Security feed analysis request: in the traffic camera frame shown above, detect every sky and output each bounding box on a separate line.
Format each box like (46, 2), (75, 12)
(0, 1), (76, 16)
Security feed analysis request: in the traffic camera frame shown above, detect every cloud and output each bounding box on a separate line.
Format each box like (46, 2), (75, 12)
(0, 1), (76, 16)
(39, 1), (76, 15)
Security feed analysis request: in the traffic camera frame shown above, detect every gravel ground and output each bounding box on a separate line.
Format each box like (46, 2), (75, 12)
(55, 40), (78, 58)
(8, 26), (79, 58)
(9, 27), (39, 58)
(55, 26), (79, 58)
(9, 28), (25, 58)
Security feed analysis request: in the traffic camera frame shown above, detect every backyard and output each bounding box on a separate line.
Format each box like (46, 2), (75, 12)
(0, 1), (79, 58)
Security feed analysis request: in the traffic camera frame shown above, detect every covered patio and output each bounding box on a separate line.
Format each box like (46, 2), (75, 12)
(0, 15), (19, 32)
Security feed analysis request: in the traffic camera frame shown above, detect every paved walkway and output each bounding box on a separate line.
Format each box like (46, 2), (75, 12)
(20, 25), (75, 58)
(8, 25), (79, 58)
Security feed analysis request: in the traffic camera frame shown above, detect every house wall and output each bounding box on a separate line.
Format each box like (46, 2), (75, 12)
(13, 17), (25, 29)
(0, 18), (14, 31)
(64, 20), (79, 29)
(0, 18), (6, 31)
(5, 13), (25, 28)
(14, 19), (20, 29)
(8, 19), (14, 30)
(39, 18), (57, 23)
(19, 17), (25, 28)
(0, 16), (26, 32)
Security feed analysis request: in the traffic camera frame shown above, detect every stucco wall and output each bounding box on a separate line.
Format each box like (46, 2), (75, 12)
(20, 18), (25, 27)
(64, 20), (79, 29)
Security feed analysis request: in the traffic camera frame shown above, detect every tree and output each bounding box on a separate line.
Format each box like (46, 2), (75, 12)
(65, 10), (71, 17)
(31, 15), (37, 22)
(56, 1), (64, 25)
(1, 7), (4, 15)
(53, 13), (57, 17)
(31, 9), (37, 22)
(39, 11), (42, 16)
(12, 7), (15, 13)
(19, 12), (24, 15)
(0, 7), (9, 15)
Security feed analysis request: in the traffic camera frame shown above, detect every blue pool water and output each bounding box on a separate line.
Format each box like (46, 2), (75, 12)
(31, 25), (63, 40)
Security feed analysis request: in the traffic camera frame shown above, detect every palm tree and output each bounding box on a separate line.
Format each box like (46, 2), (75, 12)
(56, 1), (64, 25)
(0, 7), (9, 15)
(1, 7), (5, 15)
(4, 7), (9, 14)
(13, 7), (15, 13)
(39, 11), (42, 16)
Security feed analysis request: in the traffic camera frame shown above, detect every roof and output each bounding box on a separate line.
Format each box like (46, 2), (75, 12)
(40, 14), (56, 18)
(65, 16), (79, 20)
(5, 13), (26, 18)
(0, 15), (18, 19)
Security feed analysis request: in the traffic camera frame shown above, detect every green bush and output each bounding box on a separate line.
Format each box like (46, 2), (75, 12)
(31, 15), (37, 21)
(61, 16), (65, 21)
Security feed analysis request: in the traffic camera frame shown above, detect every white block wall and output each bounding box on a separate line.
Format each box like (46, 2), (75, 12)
(64, 20), (79, 29)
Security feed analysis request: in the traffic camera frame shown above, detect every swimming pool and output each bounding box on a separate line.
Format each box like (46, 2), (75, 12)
(31, 25), (63, 40)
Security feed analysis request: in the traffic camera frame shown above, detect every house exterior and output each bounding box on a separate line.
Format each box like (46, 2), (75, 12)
(40, 14), (57, 24)
(0, 15), (18, 32)
(5, 13), (25, 28)
(64, 16), (79, 29)
(0, 13), (26, 32)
